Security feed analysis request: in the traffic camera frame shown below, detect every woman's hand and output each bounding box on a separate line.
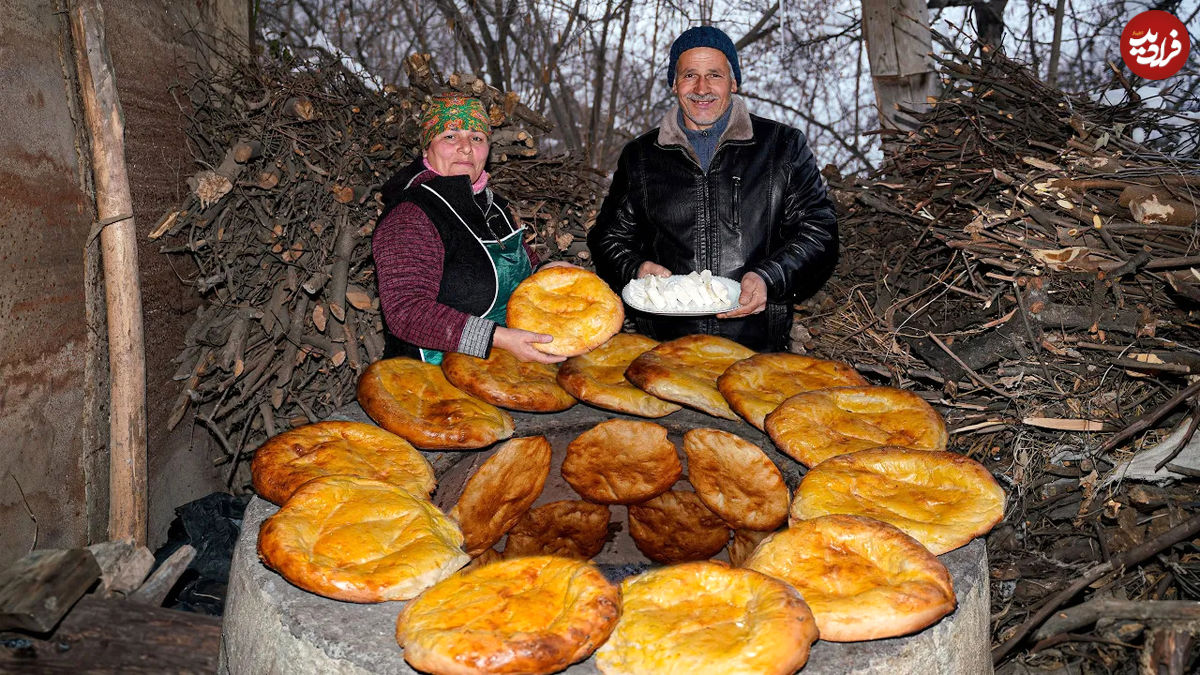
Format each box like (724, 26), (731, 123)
(637, 261), (671, 278)
(493, 326), (567, 364)
(717, 271), (767, 318)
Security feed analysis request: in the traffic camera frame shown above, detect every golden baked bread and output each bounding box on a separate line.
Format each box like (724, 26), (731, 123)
(594, 561), (817, 675)
(624, 335), (756, 419)
(745, 514), (956, 642)
(728, 528), (775, 567)
(357, 357), (514, 450)
(556, 333), (682, 418)
(442, 348), (576, 412)
(627, 490), (730, 564)
(503, 500), (612, 560)
(251, 421), (435, 505)
(257, 476), (468, 602)
(765, 385), (948, 467)
(451, 436), (552, 556)
(561, 419), (681, 504)
(682, 428), (789, 531)
(506, 267), (624, 357)
(791, 447), (1006, 554)
(397, 556), (620, 675)
(717, 353), (868, 429)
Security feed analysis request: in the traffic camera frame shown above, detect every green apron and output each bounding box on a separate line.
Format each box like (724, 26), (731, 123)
(418, 228), (531, 364)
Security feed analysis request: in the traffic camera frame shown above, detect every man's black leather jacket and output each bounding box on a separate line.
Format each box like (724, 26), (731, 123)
(588, 97), (837, 351)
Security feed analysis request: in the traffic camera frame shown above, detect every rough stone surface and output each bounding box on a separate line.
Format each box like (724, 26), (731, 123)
(222, 402), (992, 674)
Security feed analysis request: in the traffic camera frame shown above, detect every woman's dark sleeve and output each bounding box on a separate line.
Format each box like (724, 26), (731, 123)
(373, 203), (496, 357)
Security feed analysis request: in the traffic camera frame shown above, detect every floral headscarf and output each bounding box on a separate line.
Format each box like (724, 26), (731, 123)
(419, 94), (490, 148)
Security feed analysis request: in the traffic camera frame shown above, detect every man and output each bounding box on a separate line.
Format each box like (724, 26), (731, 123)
(588, 25), (837, 352)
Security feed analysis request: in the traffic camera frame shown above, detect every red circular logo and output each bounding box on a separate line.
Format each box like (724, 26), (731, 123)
(1121, 11), (1190, 80)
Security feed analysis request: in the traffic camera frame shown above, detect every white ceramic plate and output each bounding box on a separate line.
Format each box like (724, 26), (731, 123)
(622, 275), (741, 316)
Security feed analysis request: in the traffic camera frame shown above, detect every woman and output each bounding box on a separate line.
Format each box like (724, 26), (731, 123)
(373, 94), (564, 365)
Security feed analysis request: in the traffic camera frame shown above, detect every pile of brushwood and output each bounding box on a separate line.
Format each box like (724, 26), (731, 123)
(805, 45), (1200, 672)
(156, 51), (604, 477)
(159, 41), (1199, 672)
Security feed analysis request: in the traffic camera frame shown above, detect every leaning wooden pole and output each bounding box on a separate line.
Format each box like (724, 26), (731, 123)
(70, 0), (148, 545)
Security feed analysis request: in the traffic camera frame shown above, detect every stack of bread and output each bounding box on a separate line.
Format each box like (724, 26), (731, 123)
(248, 274), (1006, 674)
(251, 421), (466, 603)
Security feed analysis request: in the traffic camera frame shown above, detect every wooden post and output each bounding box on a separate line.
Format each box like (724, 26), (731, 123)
(70, 0), (148, 546)
(861, 0), (938, 145)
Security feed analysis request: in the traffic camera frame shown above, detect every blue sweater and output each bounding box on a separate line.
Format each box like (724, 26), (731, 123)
(680, 105), (733, 172)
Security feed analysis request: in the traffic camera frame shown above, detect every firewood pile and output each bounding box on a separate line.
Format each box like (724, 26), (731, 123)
(804, 45), (1200, 669)
(155, 52), (604, 474)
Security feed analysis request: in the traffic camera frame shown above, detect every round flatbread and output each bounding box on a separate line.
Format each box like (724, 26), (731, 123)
(442, 348), (576, 412)
(357, 357), (514, 450)
(682, 428), (789, 531)
(745, 515), (956, 642)
(728, 528), (775, 567)
(595, 561), (817, 675)
(451, 436), (552, 556)
(628, 490), (729, 565)
(397, 556), (620, 675)
(251, 421), (435, 505)
(257, 476), (468, 603)
(624, 334), (756, 419)
(791, 447), (1006, 554)
(506, 267), (624, 357)
(556, 333), (682, 418)
(561, 419), (681, 504)
(717, 353), (868, 429)
(503, 500), (612, 560)
(765, 385), (948, 467)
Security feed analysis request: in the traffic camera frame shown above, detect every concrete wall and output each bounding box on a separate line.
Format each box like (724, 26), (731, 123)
(0, 0), (248, 568)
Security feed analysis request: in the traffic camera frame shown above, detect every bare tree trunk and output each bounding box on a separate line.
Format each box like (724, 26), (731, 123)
(1025, 0), (1039, 74)
(398, 0), (438, 82)
(586, 0), (615, 163)
(861, 0), (938, 142)
(976, 0), (1008, 49)
(736, 3), (781, 51)
(495, 0), (519, 92)
(433, 0), (486, 76)
(461, 0), (507, 89)
(1046, 0), (1067, 86)
(927, 0), (1009, 52)
(515, 0), (586, 153)
(854, 17), (865, 160)
(600, 0), (633, 166)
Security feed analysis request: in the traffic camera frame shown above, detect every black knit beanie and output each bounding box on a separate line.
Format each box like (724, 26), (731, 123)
(666, 25), (742, 88)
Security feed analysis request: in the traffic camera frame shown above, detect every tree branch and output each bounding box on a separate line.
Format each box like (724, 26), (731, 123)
(738, 91), (877, 172)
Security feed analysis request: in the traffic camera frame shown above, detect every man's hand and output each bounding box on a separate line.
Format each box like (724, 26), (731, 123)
(637, 261), (671, 278)
(492, 326), (566, 364)
(717, 271), (767, 318)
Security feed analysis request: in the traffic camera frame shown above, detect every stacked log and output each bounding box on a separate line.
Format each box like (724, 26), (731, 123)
(156, 53), (604, 480)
